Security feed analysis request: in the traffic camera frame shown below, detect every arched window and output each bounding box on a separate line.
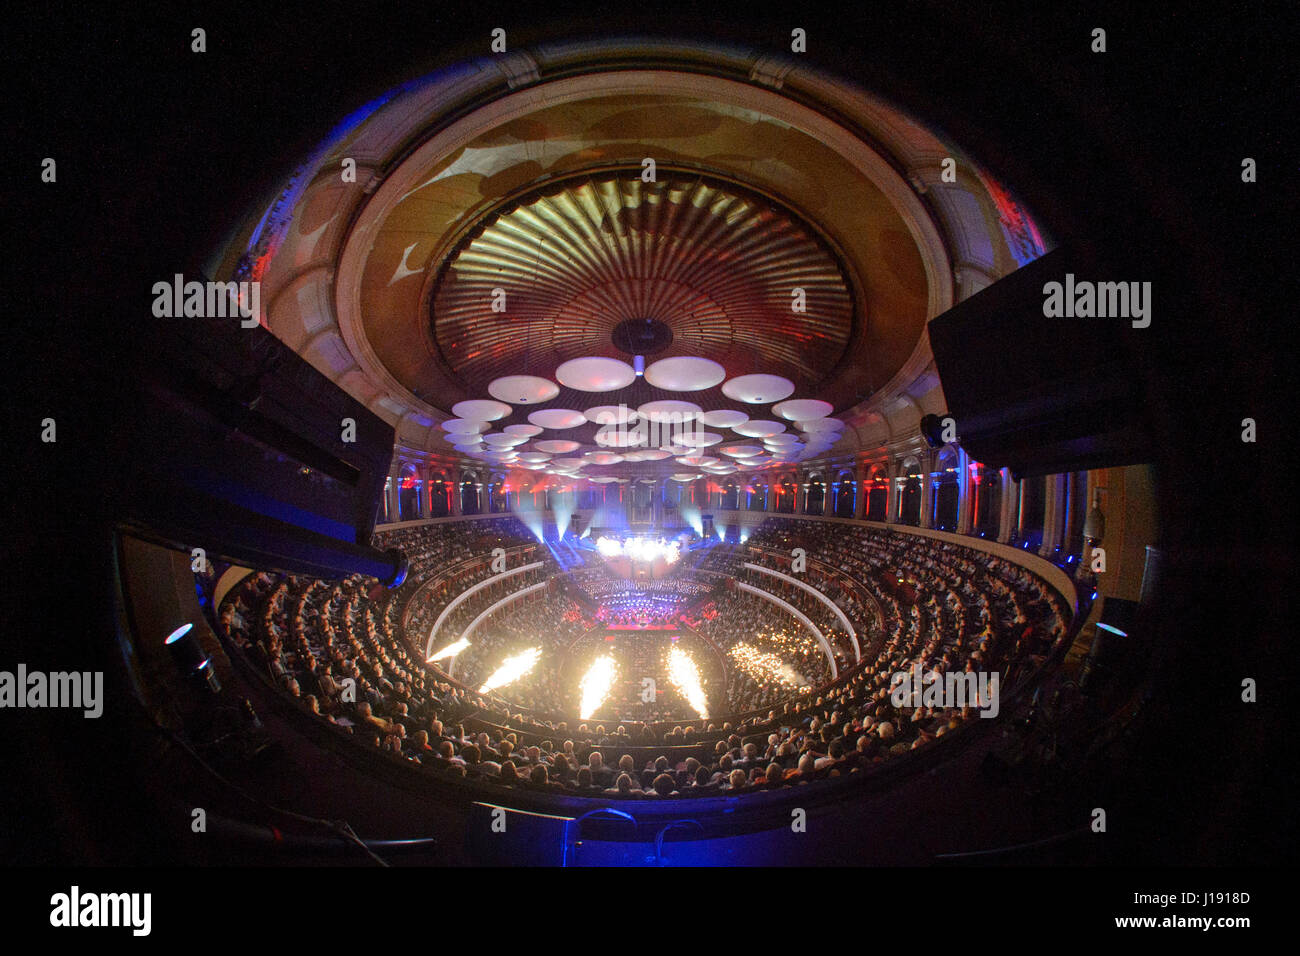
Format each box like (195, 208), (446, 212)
(429, 473), (451, 518)
(834, 471), (856, 517)
(722, 480), (739, 511)
(973, 463), (1001, 538)
(806, 477), (825, 515)
(866, 465), (887, 521)
(899, 458), (923, 526)
(460, 479), (481, 515)
(1017, 474), (1047, 550)
(398, 464), (421, 521)
(932, 449), (959, 531)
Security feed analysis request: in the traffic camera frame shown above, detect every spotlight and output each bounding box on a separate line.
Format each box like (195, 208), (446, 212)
(165, 623), (221, 694)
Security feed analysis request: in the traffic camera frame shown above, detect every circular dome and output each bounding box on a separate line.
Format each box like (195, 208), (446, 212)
(556, 356), (638, 392)
(773, 398), (833, 421)
(720, 444), (764, 457)
(528, 408), (587, 430)
(487, 375), (560, 405)
(452, 399), (512, 422)
(585, 404), (637, 424)
(504, 423), (544, 437)
(699, 409), (750, 428)
(644, 356), (727, 391)
(722, 374), (796, 404)
(638, 400), (702, 422)
(534, 439), (582, 454)
(734, 419), (787, 438)
(441, 418), (488, 434)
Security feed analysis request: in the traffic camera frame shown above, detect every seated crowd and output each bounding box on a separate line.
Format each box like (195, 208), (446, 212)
(212, 514), (1072, 799)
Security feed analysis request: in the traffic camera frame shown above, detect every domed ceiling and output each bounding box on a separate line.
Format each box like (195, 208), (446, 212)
(429, 169), (855, 399)
(308, 65), (986, 476)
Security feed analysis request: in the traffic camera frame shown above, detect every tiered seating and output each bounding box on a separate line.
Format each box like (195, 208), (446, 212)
(212, 514), (1073, 800)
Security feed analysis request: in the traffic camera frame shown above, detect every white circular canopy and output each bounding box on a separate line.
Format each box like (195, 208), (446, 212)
(584, 404), (637, 424)
(658, 442), (693, 455)
(482, 433), (529, 447)
(517, 452), (552, 463)
(556, 356), (637, 392)
(644, 356), (726, 391)
(699, 408), (749, 428)
(585, 451), (625, 465)
(734, 419), (787, 438)
(589, 475), (621, 483)
(637, 399), (703, 422)
(452, 399), (512, 422)
(763, 432), (800, 445)
(623, 449), (671, 461)
(595, 427), (646, 448)
(504, 423), (544, 437)
(678, 431), (723, 447)
(527, 408), (587, 430)
(550, 457), (586, 468)
(676, 455), (719, 467)
(488, 375), (560, 405)
(441, 418), (488, 434)
(721, 373), (795, 404)
(703, 464), (737, 474)
(720, 444), (764, 457)
(773, 398), (833, 421)
(670, 473), (700, 481)
(533, 439), (581, 454)
(799, 417), (844, 434)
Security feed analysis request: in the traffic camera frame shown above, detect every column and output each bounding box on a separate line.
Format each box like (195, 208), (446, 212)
(1039, 472), (1066, 558)
(956, 448), (974, 534)
(997, 467), (1015, 543)
(386, 456), (403, 524)
(919, 452), (934, 529)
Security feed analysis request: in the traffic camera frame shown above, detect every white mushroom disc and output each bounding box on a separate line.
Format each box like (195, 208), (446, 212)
(585, 452), (625, 465)
(595, 426), (647, 448)
(670, 473), (700, 481)
(556, 356), (637, 392)
(584, 404), (637, 424)
(678, 431), (723, 447)
(517, 452), (552, 463)
(520, 462), (548, 470)
(720, 444), (764, 457)
(441, 418), (489, 434)
(626, 449), (671, 461)
(452, 442), (486, 453)
(550, 457), (587, 469)
(637, 399), (702, 422)
(700, 408), (750, 428)
(488, 375), (560, 405)
(644, 356), (726, 391)
(527, 408), (587, 430)
(703, 464), (737, 474)
(658, 443), (693, 456)
(504, 423), (544, 437)
(676, 455), (719, 467)
(481, 433), (529, 447)
(589, 475), (621, 483)
(721, 373), (795, 404)
(734, 419), (786, 438)
(799, 417), (844, 434)
(763, 432), (800, 445)
(533, 439), (581, 454)
(452, 399), (512, 422)
(772, 398), (833, 422)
